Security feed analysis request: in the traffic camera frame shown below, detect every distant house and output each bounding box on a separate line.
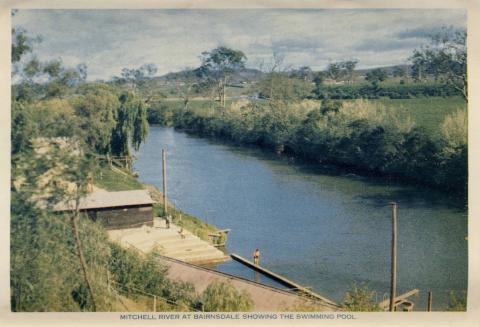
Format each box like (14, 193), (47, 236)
(53, 190), (155, 230)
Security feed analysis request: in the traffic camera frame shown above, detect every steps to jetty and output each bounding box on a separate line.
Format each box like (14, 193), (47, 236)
(108, 218), (229, 265)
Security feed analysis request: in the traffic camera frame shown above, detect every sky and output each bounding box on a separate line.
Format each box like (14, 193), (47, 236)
(13, 9), (467, 81)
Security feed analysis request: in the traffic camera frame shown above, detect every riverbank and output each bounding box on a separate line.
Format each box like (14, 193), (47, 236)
(151, 98), (467, 199)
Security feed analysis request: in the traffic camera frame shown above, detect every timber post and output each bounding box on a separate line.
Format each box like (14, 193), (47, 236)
(162, 149), (168, 216)
(153, 295), (157, 312)
(427, 291), (432, 312)
(389, 202), (398, 312)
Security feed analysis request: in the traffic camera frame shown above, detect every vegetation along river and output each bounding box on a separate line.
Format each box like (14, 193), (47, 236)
(134, 126), (467, 310)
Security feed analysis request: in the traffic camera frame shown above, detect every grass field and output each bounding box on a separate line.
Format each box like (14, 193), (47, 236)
(376, 96), (467, 136)
(93, 166), (145, 191)
(161, 95), (467, 137)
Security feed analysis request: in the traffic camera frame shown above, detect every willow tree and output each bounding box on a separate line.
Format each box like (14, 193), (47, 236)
(110, 92), (149, 162)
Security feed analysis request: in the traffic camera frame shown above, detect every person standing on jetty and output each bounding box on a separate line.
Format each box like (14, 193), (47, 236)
(253, 248), (260, 265)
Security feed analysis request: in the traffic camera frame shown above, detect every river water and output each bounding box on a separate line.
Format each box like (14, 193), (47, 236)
(134, 126), (467, 310)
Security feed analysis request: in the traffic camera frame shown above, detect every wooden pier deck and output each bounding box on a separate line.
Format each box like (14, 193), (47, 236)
(231, 253), (339, 307)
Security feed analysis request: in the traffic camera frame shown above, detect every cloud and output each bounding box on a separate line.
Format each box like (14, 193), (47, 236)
(13, 9), (467, 80)
(353, 38), (422, 52)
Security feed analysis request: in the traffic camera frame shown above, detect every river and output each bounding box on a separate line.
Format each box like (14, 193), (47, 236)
(134, 126), (467, 310)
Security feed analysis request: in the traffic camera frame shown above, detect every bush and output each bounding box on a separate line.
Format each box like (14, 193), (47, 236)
(147, 103), (174, 125)
(314, 83), (461, 100)
(446, 291), (467, 311)
(200, 281), (253, 312)
(10, 192), (114, 311)
(341, 282), (381, 312)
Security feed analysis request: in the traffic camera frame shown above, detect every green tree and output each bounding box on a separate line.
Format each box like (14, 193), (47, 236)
(343, 60), (358, 83)
(365, 68), (388, 87)
(74, 84), (119, 154)
(200, 47), (247, 107)
(110, 92), (149, 158)
(290, 66), (313, 81)
(325, 60), (358, 83)
(410, 26), (467, 100)
(326, 62), (344, 82)
(392, 66), (407, 78)
(200, 281), (253, 312)
(118, 63), (158, 91)
(257, 73), (313, 103)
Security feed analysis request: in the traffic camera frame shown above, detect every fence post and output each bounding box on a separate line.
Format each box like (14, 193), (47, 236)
(153, 295), (157, 312)
(427, 291), (432, 312)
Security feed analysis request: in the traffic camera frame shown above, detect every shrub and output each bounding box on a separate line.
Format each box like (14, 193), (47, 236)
(446, 291), (467, 311)
(341, 282), (381, 312)
(200, 281), (253, 312)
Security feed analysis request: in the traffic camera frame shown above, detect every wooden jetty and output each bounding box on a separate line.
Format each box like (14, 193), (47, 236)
(231, 253), (339, 308)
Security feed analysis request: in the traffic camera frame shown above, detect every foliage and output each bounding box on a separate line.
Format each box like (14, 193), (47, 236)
(11, 195), (114, 311)
(257, 73), (314, 102)
(446, 291), (467, 311)
(410, 26), (467, 100)
(11, 135), (113, 311)
(365, 68), (388, 86)
(108, 243), (200, 310)
(112, 63), (158, 92)
(200, 47), (247, 76)
(111, 92), (149, 156)
(200, 281), (253, 312)
(314, 82), (462, 100)
(392, 66), (407, 78)
(147, 103), (175, 125)
(289, 66), (313, 81)
(73, 84), (119, 154)
(341, 283), (381, 312)
(326, 60), (358, 82)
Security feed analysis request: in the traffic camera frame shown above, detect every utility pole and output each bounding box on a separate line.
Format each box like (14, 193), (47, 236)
(389, 202), (398, 312)
(162, 149), (167, 216)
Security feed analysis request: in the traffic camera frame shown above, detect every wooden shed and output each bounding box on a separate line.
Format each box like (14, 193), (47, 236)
(53, 190), (155, 230)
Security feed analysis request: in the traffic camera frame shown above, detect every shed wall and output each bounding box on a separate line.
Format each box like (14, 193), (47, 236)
(86, 205), (153, 229)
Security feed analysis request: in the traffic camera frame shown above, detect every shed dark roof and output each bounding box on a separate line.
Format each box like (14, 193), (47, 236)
(53, 190), (154, 212)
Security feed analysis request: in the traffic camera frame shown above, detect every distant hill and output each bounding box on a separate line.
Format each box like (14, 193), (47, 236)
(353, 64), (411, 77)
(157, 67), (265, 84)
(156, 64), (410, 82)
